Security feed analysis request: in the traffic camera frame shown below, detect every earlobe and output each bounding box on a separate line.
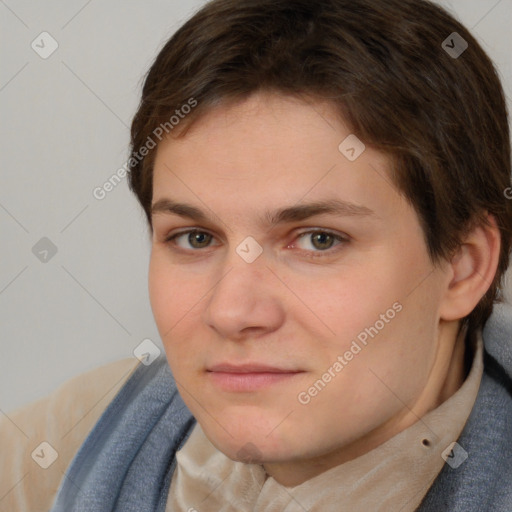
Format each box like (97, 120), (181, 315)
(440, 214), (501, 322)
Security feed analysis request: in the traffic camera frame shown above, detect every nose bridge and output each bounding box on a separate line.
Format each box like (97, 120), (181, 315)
(212, 239), (268, 302)
(202, 240), (283, 337)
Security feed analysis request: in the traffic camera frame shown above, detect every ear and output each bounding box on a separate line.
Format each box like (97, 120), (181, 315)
(439, 213), (501, 322)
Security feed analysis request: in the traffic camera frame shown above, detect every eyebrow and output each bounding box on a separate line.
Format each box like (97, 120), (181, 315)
(151, 197), (376, 227)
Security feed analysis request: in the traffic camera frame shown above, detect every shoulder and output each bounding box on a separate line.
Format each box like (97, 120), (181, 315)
(417, 303), (512, 511)
(0, 357), (139, 512)
(482, 301), (512, 380)
(49, 356), (195, 511)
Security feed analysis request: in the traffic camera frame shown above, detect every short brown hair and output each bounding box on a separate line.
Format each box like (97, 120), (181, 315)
(128, 0), (512, 333)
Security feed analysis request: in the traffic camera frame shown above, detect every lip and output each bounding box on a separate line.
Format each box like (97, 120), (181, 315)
(207, 363), (301, 373)
(206, 363), (305, 392)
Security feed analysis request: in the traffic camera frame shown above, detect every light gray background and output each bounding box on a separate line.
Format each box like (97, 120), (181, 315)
(1, 0), (511, 412)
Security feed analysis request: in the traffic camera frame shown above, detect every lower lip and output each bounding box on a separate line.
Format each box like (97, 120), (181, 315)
(207, 371), (304, 392)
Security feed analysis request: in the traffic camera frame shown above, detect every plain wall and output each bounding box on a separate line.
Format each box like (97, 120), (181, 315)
(1, 0), (511, 412)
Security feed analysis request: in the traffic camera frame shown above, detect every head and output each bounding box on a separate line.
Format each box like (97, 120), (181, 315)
(128, 0), (511, 485)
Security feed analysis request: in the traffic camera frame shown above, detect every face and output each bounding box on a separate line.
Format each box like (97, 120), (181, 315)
(149, 91), (453, 484)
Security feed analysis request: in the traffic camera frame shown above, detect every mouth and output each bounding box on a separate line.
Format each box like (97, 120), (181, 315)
(206, 362), (305, 392)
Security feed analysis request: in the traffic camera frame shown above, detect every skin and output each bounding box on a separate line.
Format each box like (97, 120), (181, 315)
(148, 91), (500, 487)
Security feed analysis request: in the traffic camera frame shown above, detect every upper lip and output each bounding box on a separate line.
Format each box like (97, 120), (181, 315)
(207, 363), (303, 373)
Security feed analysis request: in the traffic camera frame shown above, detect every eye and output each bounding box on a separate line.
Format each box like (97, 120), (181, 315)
(165, 229), (218, 250)
(164, 228), (348, 256)
(290, 229), (347, 256)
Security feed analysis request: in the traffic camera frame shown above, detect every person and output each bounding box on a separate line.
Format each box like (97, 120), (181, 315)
(1, 0), (511, 510)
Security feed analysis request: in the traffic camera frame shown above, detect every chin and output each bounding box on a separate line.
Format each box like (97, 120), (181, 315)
(201, 417), (295, 464)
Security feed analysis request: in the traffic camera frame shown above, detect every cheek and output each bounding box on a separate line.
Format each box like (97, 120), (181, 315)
(295, 250), (440, 390)
(148, 255), (168, 325)
(299, 307), (438, 447)
(148, 252), (187, 336)
(287, 259), (402, 348)
(148, 251), (211, 362)
(328, 287), (442, 428)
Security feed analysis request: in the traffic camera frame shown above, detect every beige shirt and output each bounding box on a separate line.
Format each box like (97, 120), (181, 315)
(0, 329), (482, 512)
(167, 329), (483, 512)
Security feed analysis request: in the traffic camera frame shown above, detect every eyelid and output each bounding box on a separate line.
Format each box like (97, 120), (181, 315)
(163, 227), (349, 256)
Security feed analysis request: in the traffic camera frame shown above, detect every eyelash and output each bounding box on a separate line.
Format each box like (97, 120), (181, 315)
(163, 228), (348, 258)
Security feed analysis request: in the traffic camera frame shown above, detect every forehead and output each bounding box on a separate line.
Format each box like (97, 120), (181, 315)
(151, 92), (407, 224)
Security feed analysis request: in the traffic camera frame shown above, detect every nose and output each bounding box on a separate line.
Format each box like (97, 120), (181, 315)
(201, 250), (286, 341)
